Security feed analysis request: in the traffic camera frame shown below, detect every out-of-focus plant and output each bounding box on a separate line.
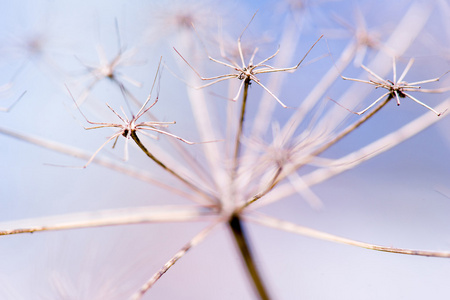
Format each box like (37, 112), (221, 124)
(1, 1), (450, 299)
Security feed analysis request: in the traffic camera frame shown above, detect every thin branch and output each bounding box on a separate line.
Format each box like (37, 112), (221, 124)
(233, 79), (250, 174)
(310, 94), (392, 156)
(242, 94), (392, 210)
(248, 213), (450, 258)
(0, 206), (214, 236)
(130, 220), (221, 300)
(130, 131), (215, 201)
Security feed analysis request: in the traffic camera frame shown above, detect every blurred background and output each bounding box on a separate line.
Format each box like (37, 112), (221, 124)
(1, 0), (450, 299)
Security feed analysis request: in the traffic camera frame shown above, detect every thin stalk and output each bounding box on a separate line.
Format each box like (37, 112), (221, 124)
(249, 213), (450, 258)
(0, 206), (213, 236)
(131, 221), (221, 300)
(311, 94), (393, 157)
(229, 214), (270, 300)
(233, 79), (250, 173)
(130, 131), (213, 200)
(242, 94), (393, 209)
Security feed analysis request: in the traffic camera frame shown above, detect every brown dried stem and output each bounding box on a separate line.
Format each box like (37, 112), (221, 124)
(229, 214), (270, 300)
(130, 131), (214, 201)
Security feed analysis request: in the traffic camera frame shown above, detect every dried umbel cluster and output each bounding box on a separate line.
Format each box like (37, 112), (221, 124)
(1, 1), (450, 299)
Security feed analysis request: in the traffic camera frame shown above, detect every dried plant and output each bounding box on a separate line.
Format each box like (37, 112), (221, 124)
(338, 57), (449, 115)
(174, 12), (323, 107)
(1, 1), (450, 300)
(72, 21), (143, 106)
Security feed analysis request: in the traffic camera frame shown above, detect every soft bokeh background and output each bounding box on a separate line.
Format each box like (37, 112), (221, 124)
(1, 0), (450, 299)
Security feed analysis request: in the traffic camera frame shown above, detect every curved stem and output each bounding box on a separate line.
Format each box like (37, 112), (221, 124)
(229, 214), (270, 300)
(130, 131), (214, 200)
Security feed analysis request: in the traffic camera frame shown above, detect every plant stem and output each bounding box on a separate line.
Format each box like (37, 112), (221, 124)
(250, 213), (450, 258)
(311, 94), (393, 157)
(130, 131), (213, 200)
(132, 221), (220, 300)
(233, 79), (250, 174)
(229, 214), (270, 300)
(242, 94), (393, 209)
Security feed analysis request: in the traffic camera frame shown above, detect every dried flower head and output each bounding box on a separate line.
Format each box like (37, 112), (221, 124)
(69, 60), (194, 168)
(74, 22), (142, 106)
(340, 57), (449, 115)
(175, 12), (323, 107)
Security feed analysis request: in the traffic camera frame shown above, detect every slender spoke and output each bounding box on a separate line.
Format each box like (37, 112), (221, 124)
(233, 78), (250, 174)
(242, 94), (393, 209)
(0, 206), (213, 236)
(248, 213), (450, 258)
(131, 221), (221, 300)
(130, 131), (214, 200)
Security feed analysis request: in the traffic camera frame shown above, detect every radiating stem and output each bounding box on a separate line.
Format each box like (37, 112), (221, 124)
(233, 79), (250, 174)
(0, 206), (213, 236)
(229, 214), (270, 300)
(242, 94), (393, 209)
(130, 131), (213, 201)
(131, 221), (220, 300)
(249, 213), (450, 258)
(312, 94), (393, 157)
